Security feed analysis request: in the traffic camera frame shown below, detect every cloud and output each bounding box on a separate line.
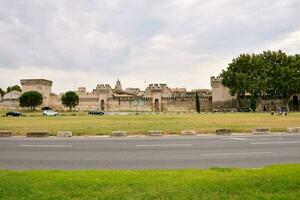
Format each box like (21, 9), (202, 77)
(267, 30), (300, 54)
(0, 0), (300, 92)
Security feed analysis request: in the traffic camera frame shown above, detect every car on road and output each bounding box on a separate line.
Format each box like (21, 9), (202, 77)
(88, 110), (104, 115)
(43, 110), (59, 116)
(6, 111), (22, 117)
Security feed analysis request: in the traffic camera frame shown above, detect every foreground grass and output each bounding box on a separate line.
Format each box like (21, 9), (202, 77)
(0, 110), (300, 135)
(0, 164), (299, 200)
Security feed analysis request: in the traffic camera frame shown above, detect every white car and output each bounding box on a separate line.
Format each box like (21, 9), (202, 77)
(43, 110), (58, 116)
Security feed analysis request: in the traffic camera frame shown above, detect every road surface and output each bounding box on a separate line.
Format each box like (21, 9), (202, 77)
(0, 134), (300, 169)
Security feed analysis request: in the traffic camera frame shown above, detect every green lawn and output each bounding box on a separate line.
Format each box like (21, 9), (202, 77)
(0, 110), (300, 135)
(0, 164), (299, 200)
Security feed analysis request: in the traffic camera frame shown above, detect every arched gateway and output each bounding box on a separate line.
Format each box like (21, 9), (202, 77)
(154, 99), (160, 112)
(101, 100), (105, 111)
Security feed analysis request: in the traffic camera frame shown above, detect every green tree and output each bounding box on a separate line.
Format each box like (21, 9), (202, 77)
(221, 53), (252, 109)
(6, 85), (22, 93)
(61, 91), (79, 111)
(246, 53), (267, 110)
(195, 93), (200, 113)
(6, 86), (11, 93)
(262, 50), (299, 111)
(11, 85), (22, 92)
(19, 91), (43, 111)
(0, 88), (5, 97)
(221, 50), (300, 111)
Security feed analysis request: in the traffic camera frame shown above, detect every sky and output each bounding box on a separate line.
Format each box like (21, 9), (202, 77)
(0, 0), (300, 93)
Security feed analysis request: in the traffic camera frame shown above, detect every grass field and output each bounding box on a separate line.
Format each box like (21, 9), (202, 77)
(0, 164), (299, 200)
(0, 109), (300, 135)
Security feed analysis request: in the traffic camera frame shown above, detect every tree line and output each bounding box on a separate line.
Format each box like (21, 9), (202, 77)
(0, 85), (22, 96)
(221, 50), (300, 111)
(1, 90), (80, 111)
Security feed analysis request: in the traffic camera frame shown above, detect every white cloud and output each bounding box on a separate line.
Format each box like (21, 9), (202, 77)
(267, 30), (300, 54)
(0, 0), (300, 92)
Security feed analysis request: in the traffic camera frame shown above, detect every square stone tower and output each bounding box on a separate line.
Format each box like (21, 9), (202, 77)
(20, 79), (53, 106)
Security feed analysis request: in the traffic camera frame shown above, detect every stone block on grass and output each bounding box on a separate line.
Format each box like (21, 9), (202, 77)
(57, 131), (72, 138)
(147, 131), (162, 136)
(181, 130), (197, 136)
(216, 129), (232, 135)
(0, 131), (12, 137)
(111, 131), (128, 137)
(27, 131), (49, 137)
(287, 127), (300, 133)
(252, 127), (271, 135)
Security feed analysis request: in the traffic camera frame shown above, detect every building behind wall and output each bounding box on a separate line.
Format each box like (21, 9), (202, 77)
(72, 80), (212, 112)
(1, 77), (298, 112)
(20, 79), (53, 106)
(0, 90), (22, 109)
(210, 76), (236, 111)
(14, 79), (212, 112)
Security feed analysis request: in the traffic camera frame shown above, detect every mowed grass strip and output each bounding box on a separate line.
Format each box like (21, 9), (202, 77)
(0, 111), (300, 135)
(0, 164), (300, 200)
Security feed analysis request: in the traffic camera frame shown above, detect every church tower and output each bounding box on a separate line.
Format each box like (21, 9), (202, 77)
(115, 78), (122, 91)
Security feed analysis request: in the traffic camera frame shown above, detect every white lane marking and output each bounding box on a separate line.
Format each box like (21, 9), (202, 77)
(200, 152), (272, 156)
(223, 137), (283, 141)
(136, 144), (192, 147)
(251, 141), (300, 145)
(19, 145), (72, 147)
(222, 138), (248, 141)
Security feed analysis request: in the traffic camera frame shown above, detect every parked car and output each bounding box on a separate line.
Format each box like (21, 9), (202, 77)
(238, 107), (252, 112)
(276, 106), (288, 115)
(88, 110), (104, 115)
(41, 107), (51, 111)
(6, 111), (22, 117)
(278, 106), (287, 113)
(43, 110), (58, 116)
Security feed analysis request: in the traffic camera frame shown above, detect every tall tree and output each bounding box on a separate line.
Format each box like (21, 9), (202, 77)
(61, 91), (79, 111)
(263, 50), (298, 111)
(6, 85), (22, 93)
(11, 85), (22, 92)
(221, 53), (252, 109)
(195, 93), (200, 113)
(246, 53), (268, 110)
(19, 91), (43, 111)
(0, 88), (5, 97)
(221, 50), (300, 111)
(6, 86), (11, 93)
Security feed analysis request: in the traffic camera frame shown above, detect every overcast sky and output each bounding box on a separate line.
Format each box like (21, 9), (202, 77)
(0, 0), (300, 93)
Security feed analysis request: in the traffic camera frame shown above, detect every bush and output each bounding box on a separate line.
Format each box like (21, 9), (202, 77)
(61, 91), (79, 111)
(19, 91), (43, 111)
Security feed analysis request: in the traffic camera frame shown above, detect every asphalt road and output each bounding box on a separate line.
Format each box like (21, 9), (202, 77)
(0, 134), (300, 169)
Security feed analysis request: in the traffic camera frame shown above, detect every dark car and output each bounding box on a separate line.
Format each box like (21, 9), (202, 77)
(88, 110), (104, 115)
(41, 107), (51, 111)
(238, 107), (252, 112)
(6, 111), (22, 117)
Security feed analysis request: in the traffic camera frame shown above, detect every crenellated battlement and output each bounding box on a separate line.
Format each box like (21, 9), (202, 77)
(96, 84), (111, 90)
(21, 79), (52, 86)
(210, 76), (222, 88)
(146, 83), (168, 91)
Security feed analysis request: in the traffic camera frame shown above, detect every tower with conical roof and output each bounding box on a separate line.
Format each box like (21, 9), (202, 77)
(115, 78), (122, 91)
